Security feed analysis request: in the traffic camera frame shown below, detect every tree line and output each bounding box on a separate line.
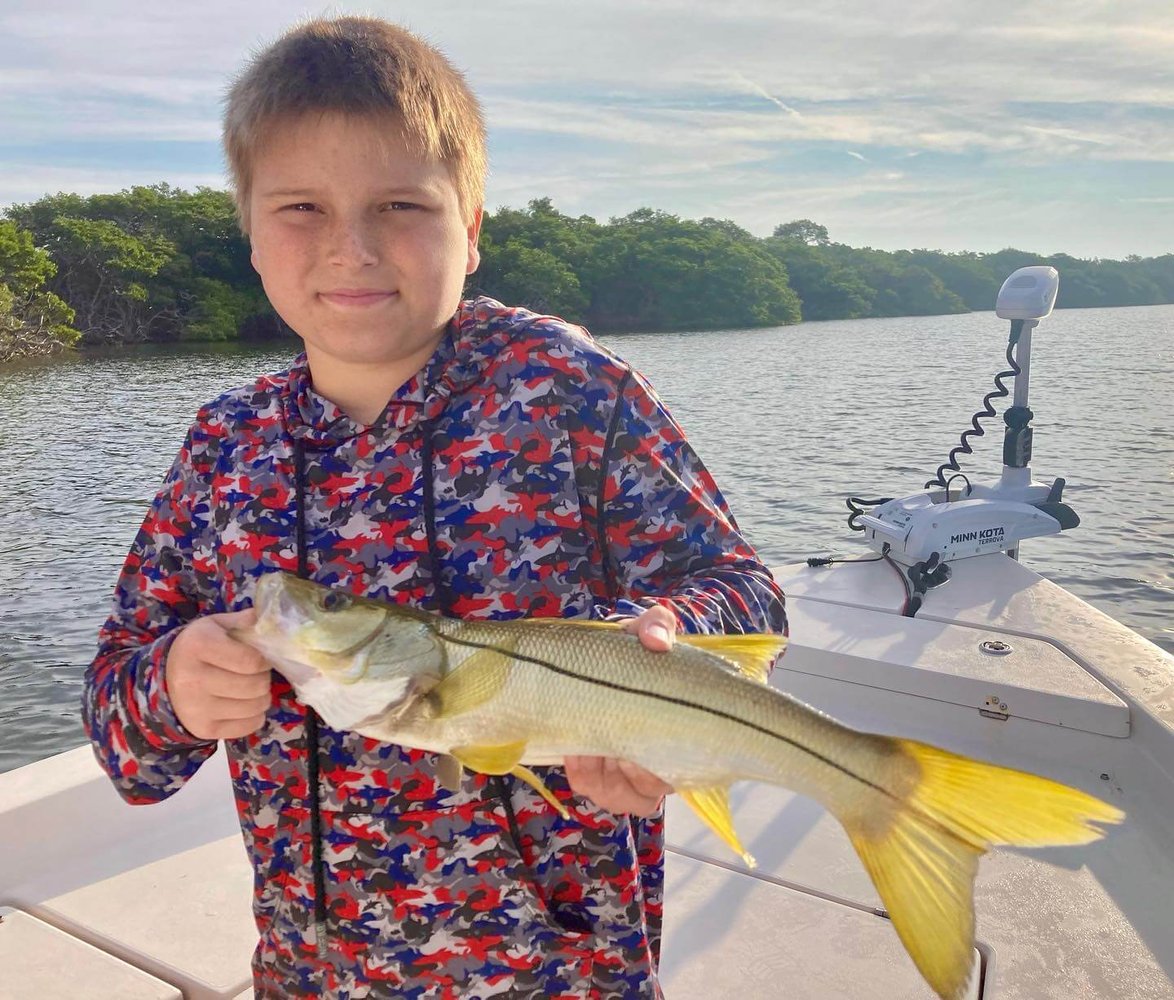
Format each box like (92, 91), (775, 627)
(2, 185), (1172, 362)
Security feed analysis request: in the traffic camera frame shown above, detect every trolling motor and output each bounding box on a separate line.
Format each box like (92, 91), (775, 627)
(850, 267), (1079, 583)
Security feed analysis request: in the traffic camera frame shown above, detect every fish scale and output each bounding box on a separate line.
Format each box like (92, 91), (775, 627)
(414, 618), (871, 799)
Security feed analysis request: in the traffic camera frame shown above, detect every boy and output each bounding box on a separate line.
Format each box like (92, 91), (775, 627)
(83, 16), (786, 999)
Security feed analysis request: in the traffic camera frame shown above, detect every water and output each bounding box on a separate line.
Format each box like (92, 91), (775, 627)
(1, 306), (1171, 773)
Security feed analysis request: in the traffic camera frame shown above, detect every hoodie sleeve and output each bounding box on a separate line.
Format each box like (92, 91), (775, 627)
(594, 368), (787, 639)
(82, 412), (222, 803)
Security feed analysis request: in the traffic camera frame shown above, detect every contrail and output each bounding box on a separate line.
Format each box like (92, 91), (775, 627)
(733, 72), (803, 119)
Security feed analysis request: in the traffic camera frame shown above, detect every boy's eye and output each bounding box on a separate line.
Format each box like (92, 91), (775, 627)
(281, 203), (318, 213)
(385, 201), (421, 211)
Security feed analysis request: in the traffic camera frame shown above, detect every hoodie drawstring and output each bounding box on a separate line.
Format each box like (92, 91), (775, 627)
(598, 369), (632, 604)
(419, 417), (532, 864)
(419, 417), (455, 616)
(293, 439), (330, 959)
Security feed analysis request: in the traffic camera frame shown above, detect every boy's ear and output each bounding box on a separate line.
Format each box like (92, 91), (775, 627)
(465, 208), (483, 275)
(250, 243), (260, 275)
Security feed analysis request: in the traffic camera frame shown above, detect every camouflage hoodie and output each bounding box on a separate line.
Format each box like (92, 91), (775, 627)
(83, 298), (787, 999)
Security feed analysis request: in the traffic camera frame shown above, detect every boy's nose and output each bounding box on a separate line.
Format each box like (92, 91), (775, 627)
(327, 218), (381, 267)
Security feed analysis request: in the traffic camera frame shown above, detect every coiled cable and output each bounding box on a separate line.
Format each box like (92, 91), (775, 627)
(846, 495), (894, 532)
(925, 319), (1024, 489)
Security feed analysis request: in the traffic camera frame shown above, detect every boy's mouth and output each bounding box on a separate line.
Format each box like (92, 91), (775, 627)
(320, 289), (398, 307)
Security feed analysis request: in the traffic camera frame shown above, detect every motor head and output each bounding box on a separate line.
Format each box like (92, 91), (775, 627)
(996, 266), (1059, 321)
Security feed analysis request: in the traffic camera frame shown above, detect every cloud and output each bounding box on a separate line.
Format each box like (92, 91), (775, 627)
(0, 0), (1170, 257)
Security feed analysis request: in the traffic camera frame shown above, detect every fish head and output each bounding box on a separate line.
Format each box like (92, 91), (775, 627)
(242, 572), (447, 724)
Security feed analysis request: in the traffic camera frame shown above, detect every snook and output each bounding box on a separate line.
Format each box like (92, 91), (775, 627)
(237, 571), (1124, 1000)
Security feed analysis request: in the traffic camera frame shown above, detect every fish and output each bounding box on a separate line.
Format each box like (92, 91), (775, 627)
(235, 570), (1124, 1000)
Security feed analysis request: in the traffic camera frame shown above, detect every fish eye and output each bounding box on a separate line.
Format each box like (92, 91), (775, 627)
(321, 591), (353, 613)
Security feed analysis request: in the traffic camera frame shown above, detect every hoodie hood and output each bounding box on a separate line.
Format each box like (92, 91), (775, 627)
(279, 297), (553, 449)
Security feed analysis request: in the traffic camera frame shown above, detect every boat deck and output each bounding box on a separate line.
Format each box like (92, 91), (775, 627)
(2, 555), (1172, 998)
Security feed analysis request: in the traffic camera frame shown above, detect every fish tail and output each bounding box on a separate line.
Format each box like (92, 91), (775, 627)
(840, 738), (1124, 1000)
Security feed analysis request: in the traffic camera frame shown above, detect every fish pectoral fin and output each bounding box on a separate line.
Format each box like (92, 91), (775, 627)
(675, 633), (787, 684)
(427, 641), (515, 718)
(679, 786), (755, 868)
(435, 753), (464, 792)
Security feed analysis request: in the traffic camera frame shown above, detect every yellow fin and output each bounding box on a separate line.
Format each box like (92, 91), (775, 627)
(897, 738), (1124, 847)
(509, 617), (623, 630)
(677, 633), (787, 684)
(840, 738), (1124, 1000)
(450, 744), (571, 820)
(847, 800), (979, 1000)
(427, 641), (515, 718)
(511, 764), (571, 820)
(452, 741), (528, 774)
(679, 786), (755, 868)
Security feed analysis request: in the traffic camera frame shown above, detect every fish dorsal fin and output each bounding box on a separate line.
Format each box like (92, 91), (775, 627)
(504, 619), (785, 684)
(676, 633), (787, 684)
(679, 786), (756, 868)
(427, 640), (516, 718)
(507, 617), (623, 630)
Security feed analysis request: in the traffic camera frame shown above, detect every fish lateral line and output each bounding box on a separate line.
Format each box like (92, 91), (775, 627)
(434, 629), (904, 806)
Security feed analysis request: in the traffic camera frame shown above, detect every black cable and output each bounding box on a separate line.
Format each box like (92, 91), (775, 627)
(944, 473), (972, 502)
(806, 552), (889, 567)
(882, 551), (913, 616)
(845, 495), (894, 532)
(805, 542), (948, 619)
(925, 319), (1024, 489)
(807, 543), (915, 616)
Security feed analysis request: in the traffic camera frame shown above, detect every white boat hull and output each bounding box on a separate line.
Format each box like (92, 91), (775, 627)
(2, 554), (1171, 999)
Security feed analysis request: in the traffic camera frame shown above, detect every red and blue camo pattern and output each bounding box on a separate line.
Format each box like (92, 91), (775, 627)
(83, 298), (788, 998)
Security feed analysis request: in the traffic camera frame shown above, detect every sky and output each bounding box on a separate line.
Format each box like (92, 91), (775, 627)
(1, 0), (1171, 259)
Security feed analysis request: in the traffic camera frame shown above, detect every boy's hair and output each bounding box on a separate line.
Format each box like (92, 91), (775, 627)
(223, 16), (487, 232)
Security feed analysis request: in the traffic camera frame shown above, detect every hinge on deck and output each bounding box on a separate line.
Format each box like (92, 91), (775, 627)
(979, 694), (1009, 721)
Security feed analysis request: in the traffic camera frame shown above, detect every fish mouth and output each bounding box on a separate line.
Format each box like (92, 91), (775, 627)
(252, 572), (322, 648)
(254, 572), (301, 626)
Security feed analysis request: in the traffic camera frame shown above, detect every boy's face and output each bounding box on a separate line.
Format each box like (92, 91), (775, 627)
(248, 113), (481, 377)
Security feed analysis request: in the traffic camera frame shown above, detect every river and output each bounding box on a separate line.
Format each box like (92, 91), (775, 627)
(1, 304), (1170, 772)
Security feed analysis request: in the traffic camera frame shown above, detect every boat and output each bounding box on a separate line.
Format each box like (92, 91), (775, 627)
(1, 269), (1171, 999)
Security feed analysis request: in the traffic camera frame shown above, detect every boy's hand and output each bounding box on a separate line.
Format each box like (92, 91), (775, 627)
(564, 605), (676, 817)
(165, 609), (273, 740)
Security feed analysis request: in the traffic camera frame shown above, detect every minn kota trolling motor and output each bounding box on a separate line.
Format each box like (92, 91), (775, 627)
(842, 266), (1080, 616)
